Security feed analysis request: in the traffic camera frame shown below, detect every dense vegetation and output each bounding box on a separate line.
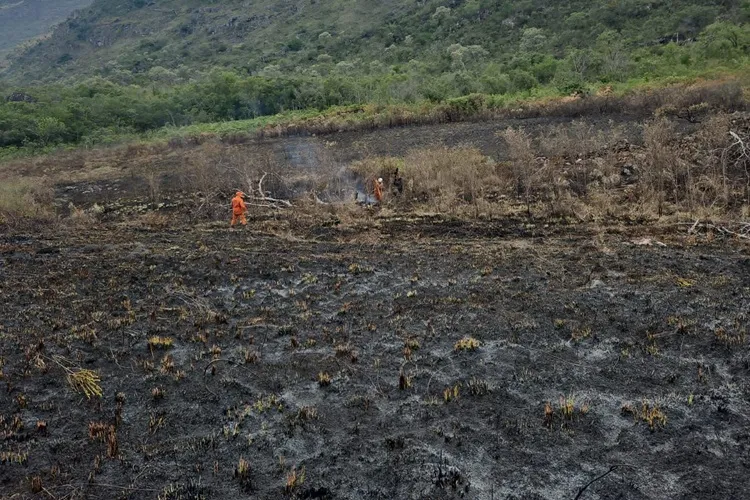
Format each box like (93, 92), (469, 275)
(1, 0), (750, 152)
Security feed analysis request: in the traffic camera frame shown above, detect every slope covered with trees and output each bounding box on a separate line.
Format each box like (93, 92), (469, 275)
(1, 0), (750, 152)
(4, 0), (749, 84)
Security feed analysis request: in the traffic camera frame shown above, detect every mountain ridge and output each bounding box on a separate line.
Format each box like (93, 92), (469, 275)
(0, 0), (93, 62)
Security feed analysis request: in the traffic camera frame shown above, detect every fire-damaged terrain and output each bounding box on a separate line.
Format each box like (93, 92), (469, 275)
(1, 213), (750, 499)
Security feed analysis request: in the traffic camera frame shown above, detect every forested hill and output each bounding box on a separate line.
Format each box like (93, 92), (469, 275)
(2, 0), (748, 85)
(1, 0), (749, 153)
(0, 0), (93, 60)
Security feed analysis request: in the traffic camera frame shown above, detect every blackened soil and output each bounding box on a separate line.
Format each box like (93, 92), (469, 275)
(1, 218), (750, 499)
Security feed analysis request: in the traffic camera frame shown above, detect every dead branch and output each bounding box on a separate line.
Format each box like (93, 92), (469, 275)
(256, 197), (292, 207)
(679, 220), (750, 241)
(574, 466), (619, 500)
(312, 192), (329, 205)
(245, 202), (285, 209)
(730, 131), (748, 158)
(257, 172), (267, 198)
(255, 171), (292, 207)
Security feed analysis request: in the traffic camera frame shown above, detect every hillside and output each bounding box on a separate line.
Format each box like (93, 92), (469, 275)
(2, 0), (747, 84)
(3, 81), (750, 497)
(1, 0), (750, 154)
(0, 0), (93, 61)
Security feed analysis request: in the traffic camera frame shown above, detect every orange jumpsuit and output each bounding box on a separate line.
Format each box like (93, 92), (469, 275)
(231, 192), (247, 226)
(374, 180), (384, 203)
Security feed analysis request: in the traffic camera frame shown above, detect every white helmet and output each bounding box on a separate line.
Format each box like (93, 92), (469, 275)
(377, 178), (383, 183)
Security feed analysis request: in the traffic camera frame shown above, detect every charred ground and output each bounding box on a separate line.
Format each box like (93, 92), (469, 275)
(1, 212), (750, 499)
(2, 93), (750, 498)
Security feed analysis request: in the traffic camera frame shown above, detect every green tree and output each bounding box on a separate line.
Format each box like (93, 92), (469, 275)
(519, 28), (547, 54)
(700, 22), (748, 59)
(35, 117), (67, 146)
(595, 30), (631, 81)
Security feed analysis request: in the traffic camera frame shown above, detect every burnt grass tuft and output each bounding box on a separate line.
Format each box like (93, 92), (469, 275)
(1, 212), (749, 498)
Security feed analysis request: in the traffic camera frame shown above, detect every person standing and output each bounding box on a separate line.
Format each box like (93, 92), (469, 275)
(230, 191), (247, 227)
(392, 169), (403, 196)
(374, 178), (384, 203)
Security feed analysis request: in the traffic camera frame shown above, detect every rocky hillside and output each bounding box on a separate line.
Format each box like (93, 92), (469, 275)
(0, 0), (92, 60)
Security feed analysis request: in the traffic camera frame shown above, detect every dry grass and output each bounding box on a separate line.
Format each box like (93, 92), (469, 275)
(1, 80), (748, 229)
(454, 337), (480, 352)
(353, 147), (502, 215)
(622, 401), (668, 430)
(67, 370), (103, 399)
(255, 80), (746, 140)
(284, 466), (305, 493)
(0, 176), (54, 224)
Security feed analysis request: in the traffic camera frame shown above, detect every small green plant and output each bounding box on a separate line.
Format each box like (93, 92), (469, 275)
(348, 263), (373, 275)
(235, 457), (253, 491)
(237, 457), (250, 477)
(252, 394), (283, 413)
(571, 326), (591, 342)
(467, 377), (489, 396)
(149, 413), (165, 435)
(160, 354), (175, 374)
(0, 451), (28, 465)
(645, 331), (659, 356)
(285, 466), (306, 493)
(301, 273), (318, 284)
(454, 337), (480, 351)
(148, 336), (174, 350)
(715, 327), (746, 347)
(67, 369), (103, 399)
(399, 370), (412, 390)
(334, 343), (358, 362)
(544, 396), (589, 428)
(317, 372), (332, 387)
(297, 406), (318, 421)
(667, 316), (694, 334)
(223, 422), (240, 439)
(242, 348), (260, 364)
(622, 401), (667, 430)
(404, 338), (420, 350)
(559, 396), (575, 419)
(676, 277), (695, 288)
(443, 384), (460, 403)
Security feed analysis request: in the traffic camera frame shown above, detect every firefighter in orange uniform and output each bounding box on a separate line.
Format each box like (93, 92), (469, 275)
(231, 191), (247, 227)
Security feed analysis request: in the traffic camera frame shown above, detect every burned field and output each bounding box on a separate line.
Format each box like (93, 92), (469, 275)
(2, 215), (750, 499)
(3, 89), (750, 498)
